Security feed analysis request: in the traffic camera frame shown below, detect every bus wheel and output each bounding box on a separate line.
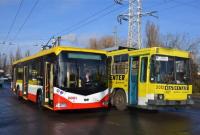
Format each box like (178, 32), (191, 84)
(37, 92), (43, 109)
(114, 90), (127, 111)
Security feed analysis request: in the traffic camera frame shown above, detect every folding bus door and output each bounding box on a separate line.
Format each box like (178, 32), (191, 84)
(44, 62), (54, 107)
(23, 66), (29, 98)
(138, 56), (149, 105)
(129, 56), (139, 105)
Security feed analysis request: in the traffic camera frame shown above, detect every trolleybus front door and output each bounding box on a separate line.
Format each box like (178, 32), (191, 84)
(44, 62), (54, 107)
(138, 56), (149, 104)
(23, 66), (28, 98)
(129, 57), (139, 105)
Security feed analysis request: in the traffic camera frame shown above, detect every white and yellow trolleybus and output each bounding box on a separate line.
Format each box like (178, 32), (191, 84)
(108, 47), (194, 110)
(12, 46), (109, 111)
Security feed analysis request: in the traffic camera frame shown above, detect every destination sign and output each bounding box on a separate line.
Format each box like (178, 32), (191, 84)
(156, 56), (168, 61)
(156, 85), (189, 90)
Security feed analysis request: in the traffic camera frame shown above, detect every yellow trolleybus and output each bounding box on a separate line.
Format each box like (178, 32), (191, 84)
(12, 46), (109, 110)
(108, 47), (194, 110)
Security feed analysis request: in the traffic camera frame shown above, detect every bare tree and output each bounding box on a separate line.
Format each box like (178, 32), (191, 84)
(2, 55), (7, 71)
(15, 47), (22, 61)
(0, 53), (2, 69)
(89, 38), (98, 49)
(9, 52), (15, 65)
(25, 50), (31, 57)
(88, 36), (115, 49)
(145, 21), (161, 47)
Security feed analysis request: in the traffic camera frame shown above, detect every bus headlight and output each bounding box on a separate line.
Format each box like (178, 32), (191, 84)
(102, 101), (109, 106)
(187, 94), (192, 100)
(56, 103), (67, 108)
(155, 94), (164, 100)
(158, 94), (164, 100)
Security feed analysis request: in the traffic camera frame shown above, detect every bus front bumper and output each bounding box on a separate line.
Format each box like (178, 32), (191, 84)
(147, 99), (194, 106)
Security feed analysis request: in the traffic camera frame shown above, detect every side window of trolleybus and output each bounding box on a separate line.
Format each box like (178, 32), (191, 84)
(140, 57), (148, 82)
(17, 67), (23, 81)
(175, 57), (190, 84)
(28, 62), (43, 85)
(112, 54), (128, 74)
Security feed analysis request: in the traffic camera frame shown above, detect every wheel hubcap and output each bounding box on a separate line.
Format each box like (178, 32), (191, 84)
(116, 94), (124, 105)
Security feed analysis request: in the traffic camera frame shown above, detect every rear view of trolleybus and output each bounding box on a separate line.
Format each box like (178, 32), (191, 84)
(108, 47), (194, 110)
(12, 46), (109, 111)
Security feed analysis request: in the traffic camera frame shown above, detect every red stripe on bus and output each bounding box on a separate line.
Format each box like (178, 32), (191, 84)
(53, 94), (109, 110)
(28, 93), (37, 102)
(19, 91), (23, 96)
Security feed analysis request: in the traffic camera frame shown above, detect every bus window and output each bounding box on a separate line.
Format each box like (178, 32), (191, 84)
(140, 57), (148, 82)
(150, 55), (190, 84)
(112, 54), (128, 74)
(107, 56), (112, 74)
(17, 67), (23, 80)
(175, 57), (190, 84)
(28, 61), (43, 85)
(58, 52), (107, 95)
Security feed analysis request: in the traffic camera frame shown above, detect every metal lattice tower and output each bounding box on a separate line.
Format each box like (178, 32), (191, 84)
(137, 0), (142, 49)
(115, 0), (138, 48)
(115, 0), (157, 49)
(127, 0), (137, 48)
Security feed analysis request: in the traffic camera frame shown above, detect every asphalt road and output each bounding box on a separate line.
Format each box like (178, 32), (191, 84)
(0, 83), (200, 135)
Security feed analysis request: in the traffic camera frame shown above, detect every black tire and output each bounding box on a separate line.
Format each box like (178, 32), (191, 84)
(37, 92), (43, 109)
(113, 90), (127, 111)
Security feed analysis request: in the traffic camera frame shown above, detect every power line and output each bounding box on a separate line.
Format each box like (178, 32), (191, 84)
(156, 0), (197, 13)
(11, 0), (40, 42)
(172, 0), (200, 10)
(54, 3), (117, 37)
(46, 5), (126, 46)
(65, 6), (126, 34)
(143, 0), (175, 9)
(4, 0), (24, 42)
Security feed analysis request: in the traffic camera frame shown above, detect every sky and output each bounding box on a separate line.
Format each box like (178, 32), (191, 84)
(0, 0), (200, 55)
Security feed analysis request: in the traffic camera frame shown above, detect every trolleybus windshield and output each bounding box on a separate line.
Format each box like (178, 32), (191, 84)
(150, 55), (190, 84)
(57, 52), (107, 95)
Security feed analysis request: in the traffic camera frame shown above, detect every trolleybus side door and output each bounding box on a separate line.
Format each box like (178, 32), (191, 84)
(23, 66), (28, 98)
(138, 56), (149, 105)
(44, 62), (54, 106)
(12, 67), (17, 92)
(129, 56), (139, 105)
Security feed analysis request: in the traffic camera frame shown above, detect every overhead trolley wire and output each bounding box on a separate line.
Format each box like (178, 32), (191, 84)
(4, 0), (24, 42)
(62, 6), (127, 35)
(44, 3), (127, 46)
(11, 0), (40, 42)
(54, 3), (117, 37)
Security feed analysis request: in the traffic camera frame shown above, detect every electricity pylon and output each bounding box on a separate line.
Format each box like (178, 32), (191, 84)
(114, 0), (157, 49)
